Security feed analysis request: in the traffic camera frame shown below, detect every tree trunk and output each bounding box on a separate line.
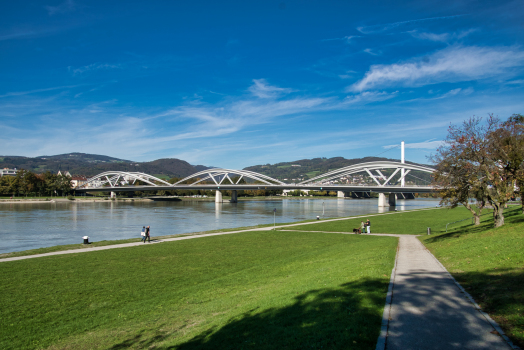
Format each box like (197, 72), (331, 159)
(492, 203), (505, 227)
(474, 215), (481, 225)
(464, 201), (482, 226)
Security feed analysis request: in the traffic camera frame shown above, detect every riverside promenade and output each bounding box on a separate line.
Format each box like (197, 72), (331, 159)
(0, 216), (516, 349)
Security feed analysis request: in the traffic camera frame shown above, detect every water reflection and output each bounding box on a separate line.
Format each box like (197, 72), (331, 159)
(0, 198), (440, 254)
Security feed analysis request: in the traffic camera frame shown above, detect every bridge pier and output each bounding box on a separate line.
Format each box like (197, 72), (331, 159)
(378, 193), (387, 207)
(110, 191), (116, 199)
(337, 191), (346, 198)
(230, 190), (238, 203)
(389, 193), (397, 207)
(215, 190), (222, 203)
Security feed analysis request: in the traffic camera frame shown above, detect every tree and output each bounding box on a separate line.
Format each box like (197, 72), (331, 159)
(489, 114), (524, 213)
(432, 116), (515, 227)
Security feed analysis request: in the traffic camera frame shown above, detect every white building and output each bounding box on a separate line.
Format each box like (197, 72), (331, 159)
(0, 168), (17, 177)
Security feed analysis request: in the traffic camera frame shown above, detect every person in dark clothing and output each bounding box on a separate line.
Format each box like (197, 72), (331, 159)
(365, 219), (371, 234)
(144, 226), (150, 243)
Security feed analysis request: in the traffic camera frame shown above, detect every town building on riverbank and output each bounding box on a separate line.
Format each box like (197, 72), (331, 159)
(0, 168), (17, 177)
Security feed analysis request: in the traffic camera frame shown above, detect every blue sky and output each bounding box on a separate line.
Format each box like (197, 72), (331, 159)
(1, 0), (524, 168)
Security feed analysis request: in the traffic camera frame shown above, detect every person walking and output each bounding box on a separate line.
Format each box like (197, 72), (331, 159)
(140, 226), (146, 242)
(144, 226), (150, 243)
(366, 219), (371, 234)
(360, 221), (365, 234)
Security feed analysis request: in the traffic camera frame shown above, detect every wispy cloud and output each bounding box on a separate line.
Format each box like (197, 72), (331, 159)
(344, 90), (398, 104)
(350, 45), (524, 91)
(408, 29), (477, 43)
(0, 85), (81, 98)
(322, 35), (360, 44)
(384, 140), (444, 149)
(69, 63), (123, 76)
(45, 0), (76, 16)
(248, 79), (294, 98)
(357, 15), (465, 34)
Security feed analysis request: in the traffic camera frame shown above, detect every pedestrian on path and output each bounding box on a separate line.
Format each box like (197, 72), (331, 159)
(144, 226), (151, 243)
(365, 219), (370, 234)
(360, 221), (365, 234)
(140, 226), (146, 242)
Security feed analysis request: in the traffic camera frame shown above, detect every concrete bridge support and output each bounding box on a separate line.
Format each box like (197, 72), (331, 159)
(378, 193), (387, 207)
(230, 190), (238, 203)
(110, 191), (116, 199)
(389, 193), (397, 207)
(337, 191), (346, 198)
(215, 190), (222, 203)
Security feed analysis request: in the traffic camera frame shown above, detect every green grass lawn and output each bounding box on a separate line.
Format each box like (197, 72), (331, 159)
(285, 206), (497, 235)
(421, 206), (524, 348)
(0, 231), (397, 350)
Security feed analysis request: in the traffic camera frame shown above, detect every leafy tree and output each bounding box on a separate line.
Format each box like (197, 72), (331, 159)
(490, 114), (524, 213)
(432, 116), (518, 227)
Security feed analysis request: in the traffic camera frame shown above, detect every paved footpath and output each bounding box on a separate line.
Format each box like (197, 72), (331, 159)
(383, 235), (513, 350)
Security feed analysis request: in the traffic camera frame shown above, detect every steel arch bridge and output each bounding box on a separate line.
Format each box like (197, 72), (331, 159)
(77, 169), (285, 190)
(75, 161), (435, 195)
(78, 171), (173, 189)
(173, 168), (286, 186)
(299, 161), (435, 187)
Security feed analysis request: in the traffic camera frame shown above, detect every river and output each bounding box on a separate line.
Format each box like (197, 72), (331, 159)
(0, 198), (440, 254)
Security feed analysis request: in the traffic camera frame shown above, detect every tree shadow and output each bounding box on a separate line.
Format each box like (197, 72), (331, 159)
(162, 278), (388, 350)
(425, 207), (523, 243)
(108, 327), (170, 349)
(102, 277), (389, 349)
(455, 268), (524, 349)
(384, 269), (523, 350)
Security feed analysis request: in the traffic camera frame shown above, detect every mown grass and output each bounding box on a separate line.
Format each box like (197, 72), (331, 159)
(284, 206), (498, 235)
(0, 231), (397, 350)
(421, 206), (524, 348)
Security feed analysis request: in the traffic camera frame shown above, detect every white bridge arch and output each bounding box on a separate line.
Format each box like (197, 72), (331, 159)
(174, 168), (286, 186)
(299, 161), (435, 187)
(78, 171), (172, 189)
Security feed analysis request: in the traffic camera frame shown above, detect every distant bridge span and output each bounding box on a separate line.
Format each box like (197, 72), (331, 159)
(76, 161), (436, 206)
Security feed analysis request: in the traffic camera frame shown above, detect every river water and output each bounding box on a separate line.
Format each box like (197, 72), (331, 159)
(0, 198), (440, 254)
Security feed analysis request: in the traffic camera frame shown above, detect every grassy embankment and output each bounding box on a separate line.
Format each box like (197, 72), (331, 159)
(0, 231), (397, 350)
(284, 206), (495, 234)
(287, 205), (524, 348)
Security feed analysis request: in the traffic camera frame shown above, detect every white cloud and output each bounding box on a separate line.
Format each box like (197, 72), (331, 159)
(350, 46), (524, 91)
(409, 29), (477, 43)
(384, 140), (445, 149)
(69, 63), (123, 76)
(45, 0), (76, 15)
(357, 15), (464, 34)
(344, 91), (398, 104)
(248, 79), (293, 98)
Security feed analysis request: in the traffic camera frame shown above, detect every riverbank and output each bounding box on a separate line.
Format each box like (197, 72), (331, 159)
(0, 229), (397, 350)
(0, 206), (437, 259)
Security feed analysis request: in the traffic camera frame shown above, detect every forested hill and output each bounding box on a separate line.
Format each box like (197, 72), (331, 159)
(244, 156), (433, 182)
(0, 153), (210, 178)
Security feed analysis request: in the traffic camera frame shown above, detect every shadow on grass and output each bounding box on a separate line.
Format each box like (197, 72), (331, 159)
(455, 268), (524, 349)
(382, 269), (523, 350)
(425, 207), (523, 243)
(109, 278), (390, 350)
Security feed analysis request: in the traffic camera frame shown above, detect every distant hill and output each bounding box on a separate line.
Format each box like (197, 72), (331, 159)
(0, 153), (433, 184)
(0, 153), (210, 178)
(244, 156), (433, 184)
